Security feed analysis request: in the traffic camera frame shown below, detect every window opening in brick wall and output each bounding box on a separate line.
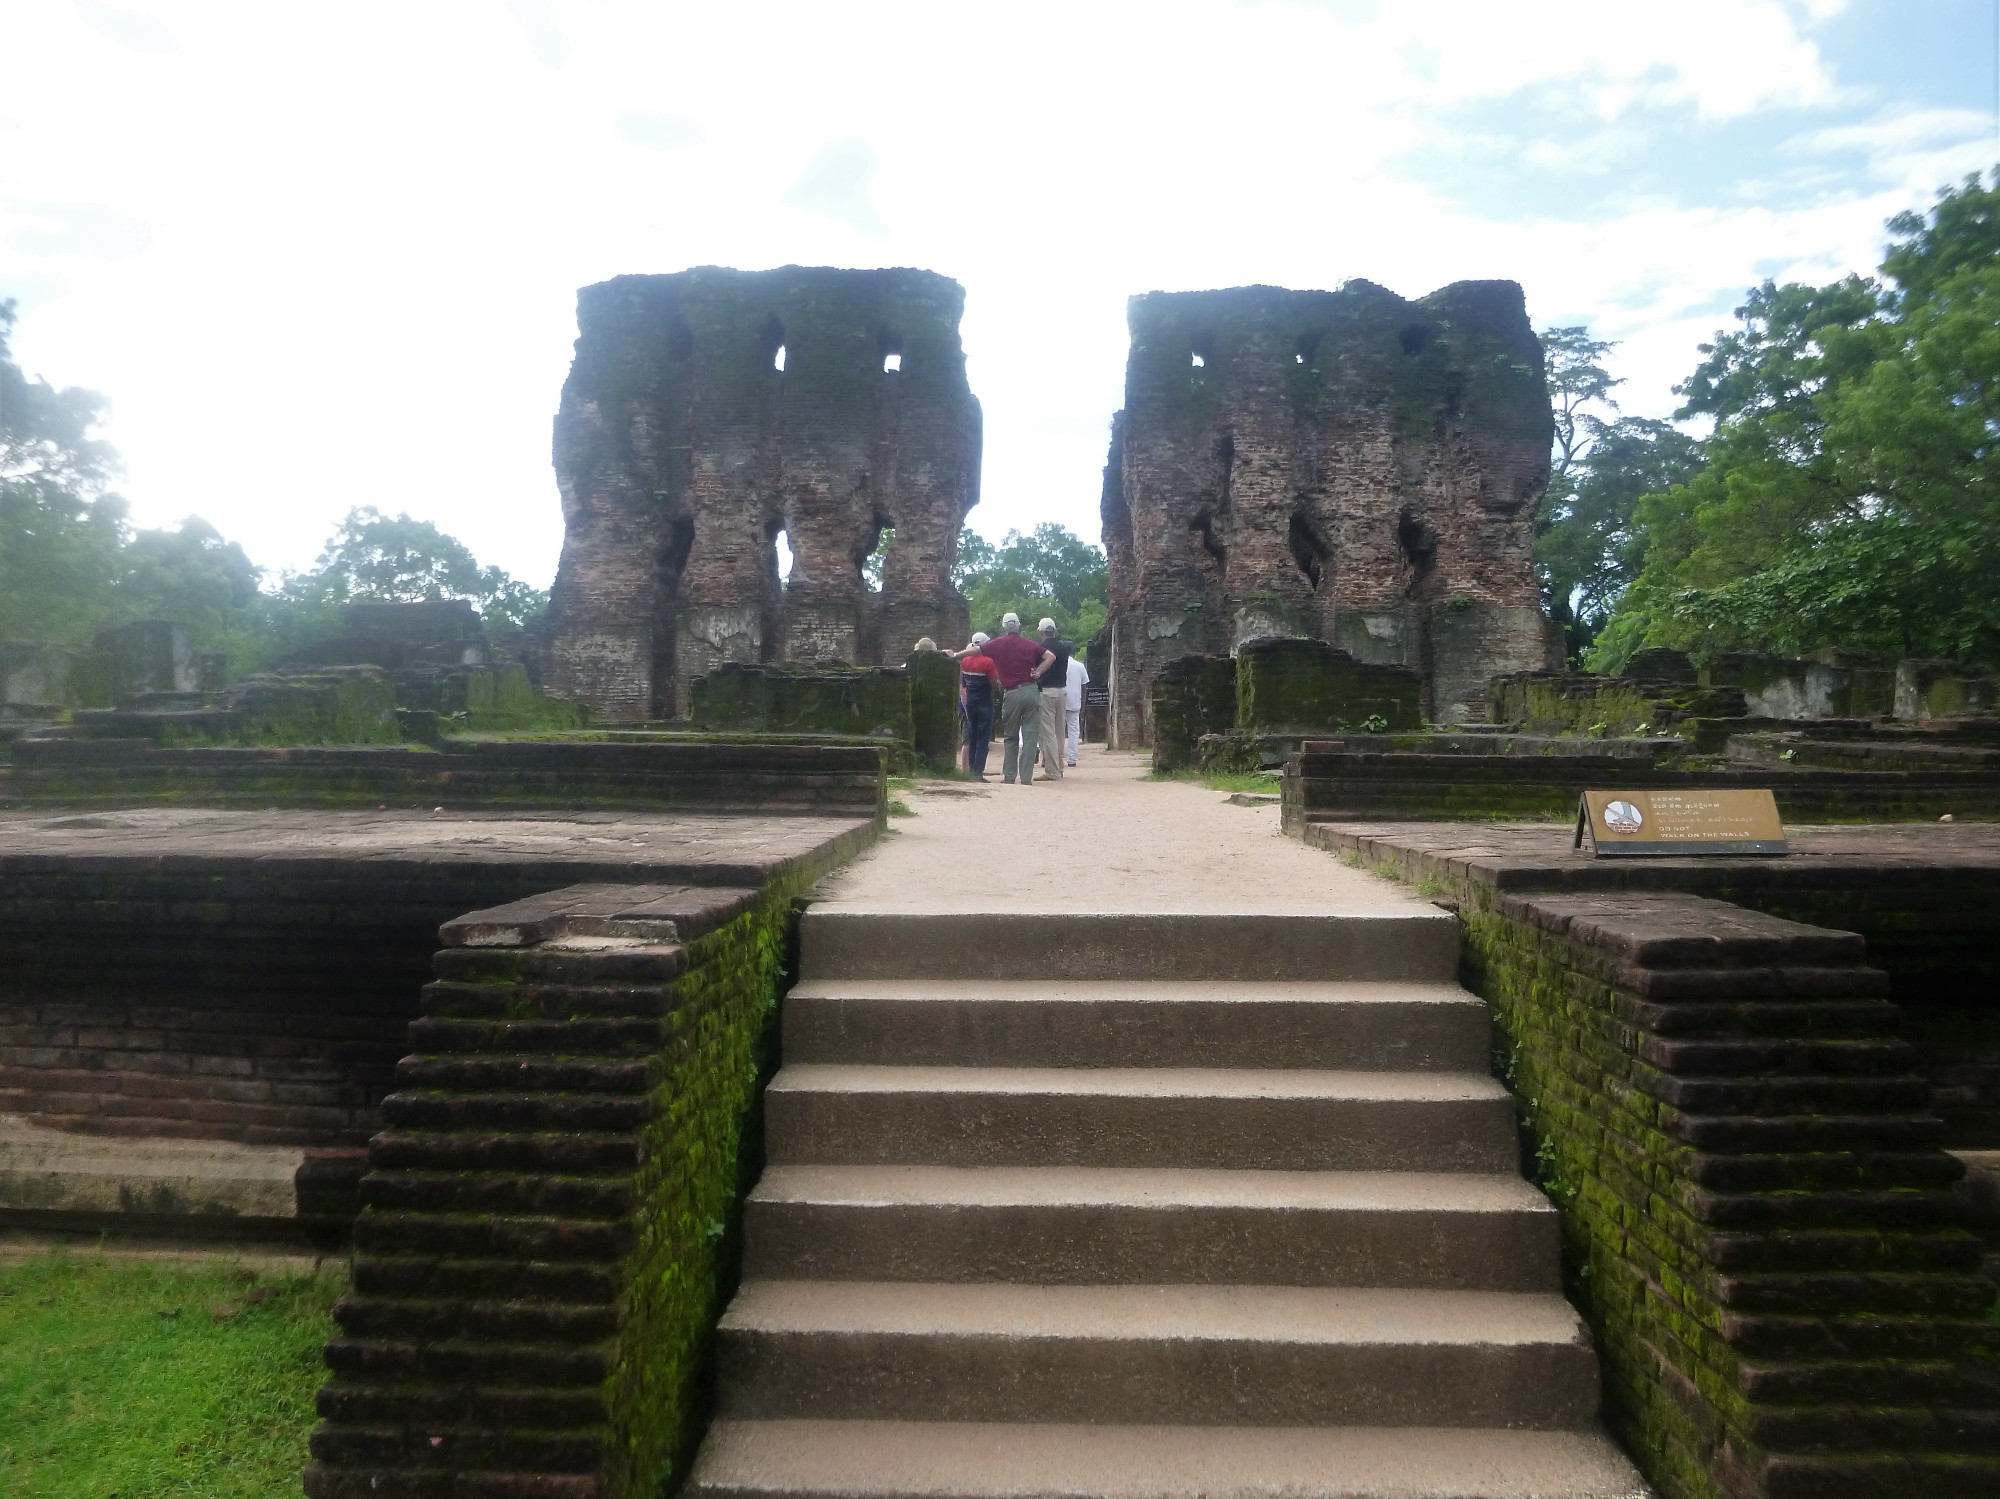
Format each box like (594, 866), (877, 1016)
(773, 344), (787, 372)
(667, 319), (694, 363)
(1398, 324), (1430, 356)
(774, 528), (794, 582)
(1190, 352), (1205, 368)
(882, 352), (901, 373)
(1289, 511), (1330, 592)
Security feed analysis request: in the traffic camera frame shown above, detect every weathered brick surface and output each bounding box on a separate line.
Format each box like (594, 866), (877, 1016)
(546, 267), (982, 721)
(1103, 280), (1555, 741)
(1297, 820), (2000, 1499)
(306, 877), (817, 1499)
(2, 737), (889, 815)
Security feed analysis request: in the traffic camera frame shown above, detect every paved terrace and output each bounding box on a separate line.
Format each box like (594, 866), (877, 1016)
(0, 805), (873, 885)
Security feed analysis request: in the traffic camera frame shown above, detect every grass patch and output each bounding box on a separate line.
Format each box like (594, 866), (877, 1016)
(0, 1252), (342, 1498)
(1144, 769), (1282, 794)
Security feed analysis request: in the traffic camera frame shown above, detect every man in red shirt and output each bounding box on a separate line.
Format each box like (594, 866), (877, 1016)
(980, 613), (1056, 785)
(957, 632), (1002, 779)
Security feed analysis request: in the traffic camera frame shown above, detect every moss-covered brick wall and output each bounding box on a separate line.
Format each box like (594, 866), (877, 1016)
(1280, 749), (2000, 825)
(306, 871), (852, 1498)
(2, 737), (889, 817)
(903, 649), (960, 774)
(1148, 653), (1236, 771)
(1298, 825), (2000, 1499)
(1235, 638), (1422, 734)
(1489, 670), (1748, 740)
(691, 663), (916, 769)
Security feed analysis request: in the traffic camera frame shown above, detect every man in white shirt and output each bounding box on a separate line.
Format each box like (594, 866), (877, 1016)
(1063, 654), (1089, 767)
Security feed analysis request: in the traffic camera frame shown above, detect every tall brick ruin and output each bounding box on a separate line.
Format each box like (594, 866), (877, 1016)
(1101, 279), (1556, 741)
(545, 266), (982, 720)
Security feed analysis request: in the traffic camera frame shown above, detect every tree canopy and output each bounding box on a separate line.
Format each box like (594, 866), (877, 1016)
(0, 299), (548, 671)
(1589, 172), (2000, 669)
(954, 523), (1109, 646)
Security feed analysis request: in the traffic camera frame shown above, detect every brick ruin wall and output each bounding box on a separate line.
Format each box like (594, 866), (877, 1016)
(1102, 279), (1558, 741)
(544, 266), (983, 721)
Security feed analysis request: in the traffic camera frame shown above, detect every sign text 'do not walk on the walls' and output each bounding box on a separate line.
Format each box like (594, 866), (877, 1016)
(1574, 789), (1788, 858)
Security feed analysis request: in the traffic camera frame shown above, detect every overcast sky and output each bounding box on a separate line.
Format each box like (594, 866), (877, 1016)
(4, 0), (1996, 587)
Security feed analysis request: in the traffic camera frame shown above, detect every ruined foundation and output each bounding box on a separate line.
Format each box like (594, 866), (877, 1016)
(1102, 279), (1557, 741)
(544, 266), (983, 721)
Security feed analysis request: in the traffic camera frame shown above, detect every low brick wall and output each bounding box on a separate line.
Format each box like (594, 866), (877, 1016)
(1281, 750), (2000, 824)
(1300, 822), (2000, 1498)
(306, 880), (812, 1499)
(1, 738), (888, 816)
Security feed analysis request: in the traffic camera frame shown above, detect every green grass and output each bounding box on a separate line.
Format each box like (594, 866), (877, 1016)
(0, 1252), (343, 1498)
(1144, 769), (1283, 794)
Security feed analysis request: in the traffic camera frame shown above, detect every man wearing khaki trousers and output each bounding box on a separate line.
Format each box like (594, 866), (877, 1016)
(1034, 617), (1072, 781)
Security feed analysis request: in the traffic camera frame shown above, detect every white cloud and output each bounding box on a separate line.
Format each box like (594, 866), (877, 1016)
(0, 0), (1978, 585)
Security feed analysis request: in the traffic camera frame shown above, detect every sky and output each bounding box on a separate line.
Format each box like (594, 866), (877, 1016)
(3, 0), (1996, 589)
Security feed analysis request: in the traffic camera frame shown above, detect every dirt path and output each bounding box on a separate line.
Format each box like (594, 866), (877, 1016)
(816, 751), (1429, 915)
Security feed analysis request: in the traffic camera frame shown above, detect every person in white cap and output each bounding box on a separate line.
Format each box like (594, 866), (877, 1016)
(1034, 617), (1071, 781)
(982, 612), (1054, 785)
(1064, 650), (1090, 766)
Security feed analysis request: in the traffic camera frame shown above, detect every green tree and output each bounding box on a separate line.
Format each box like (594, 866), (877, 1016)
(0, 299), (127, 642)
(1591, 172), (2000, 668)
(1533, 328), (1703, 662)
(953, 523), (1108, 645)
(282, 507), (549, 651)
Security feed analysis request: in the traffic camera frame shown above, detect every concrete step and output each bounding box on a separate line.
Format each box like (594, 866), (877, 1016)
(690, 1419), (1652, 1499)
(744, 1164), (1557, 1289)
(783, 980), (1488, 1071)
(714, 1281), (1600, 1428)
(799, 911), (1458, 983)
(764, 1066), (1517, 1172)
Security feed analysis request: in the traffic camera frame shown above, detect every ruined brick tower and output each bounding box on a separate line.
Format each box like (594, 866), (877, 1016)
(545, 266), (982, 720)
(1101, 279), (1557, 741)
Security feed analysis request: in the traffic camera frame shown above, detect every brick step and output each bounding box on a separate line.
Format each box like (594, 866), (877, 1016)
(303, 1462), (596, 1499)
(1642, 1035), (1917, 1076)
(799, 910), (1460, 983)
(433, 946), (688, 986)
(714, 1280), (1600, 1428)
(1729, 1311), (2000, 1361)
(1630, 997), (1904, 1039)
(316, 1378), (606, 1429)
(369, 1130), (639, 1175)
(1669, 1113), (1949, 1153)
(1746, 1401), (2000, 1455)
(782, 979), (1488, 1071)
(308, 1418), (603, 1471)
(406, 1015), (668, 1056)
(764, 1065), (1517, 1172)
(324, 1334), (611, 1388)
(334, 1292), (619, 1345)
(1688, 1150), (1967, 1194)
(744, 1164), (1557, 1290)
(352, 1210), (633, 1263)
(1704, 1227), (1984, 1275)
(352, 1256), (620, 1305)
(1718, 1269), (1998, 1316)
(360, 1169), (635, 1220)
(1739, 1356), (2000, 1406)
(688, 1420), (1652, 1499)
(421, 980), (674, 1021)
(1692, 1186), (1968, 1231)
(379, 1090), (651, 1132)
(1655, 1073), (1934, 1114)
(393, 1055), (656, 1093)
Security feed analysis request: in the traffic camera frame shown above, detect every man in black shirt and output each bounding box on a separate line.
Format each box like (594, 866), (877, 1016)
(1034, 617), (1072, 781)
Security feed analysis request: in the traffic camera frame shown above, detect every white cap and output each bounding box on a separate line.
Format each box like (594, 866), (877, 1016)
(970, 632), (990, 646)
(1038, 617), (1058, 634)
(1001, 612), (1021, 630)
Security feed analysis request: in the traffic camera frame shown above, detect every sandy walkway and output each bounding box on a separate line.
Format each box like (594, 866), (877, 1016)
(815, 752), (1428, 915)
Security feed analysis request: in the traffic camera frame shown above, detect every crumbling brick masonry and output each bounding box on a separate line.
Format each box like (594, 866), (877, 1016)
(1102, 279), (1557, 740)
(545, 266), (983, 720)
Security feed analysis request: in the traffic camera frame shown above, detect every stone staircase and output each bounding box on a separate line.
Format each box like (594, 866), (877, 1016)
(688, 908), (1650, 1498)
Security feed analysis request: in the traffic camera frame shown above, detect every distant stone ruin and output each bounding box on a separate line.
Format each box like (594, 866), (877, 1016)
(544, 266), (984, 721)
(1101, 279), (1557, 741)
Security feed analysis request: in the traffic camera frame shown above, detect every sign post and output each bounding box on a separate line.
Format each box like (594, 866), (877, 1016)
(1574, 789), (1788, 857)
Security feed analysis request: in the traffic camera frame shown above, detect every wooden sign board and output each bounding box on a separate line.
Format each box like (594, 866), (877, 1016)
(1573, 789), (1787, 858)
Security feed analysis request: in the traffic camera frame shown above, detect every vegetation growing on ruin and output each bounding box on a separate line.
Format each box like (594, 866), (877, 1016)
(1568, 173), (2000, 670)
(0, 1252), (340, 1498)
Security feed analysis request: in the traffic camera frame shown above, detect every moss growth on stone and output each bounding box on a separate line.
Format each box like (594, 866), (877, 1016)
(1235, 638), (1421, 733)
(903, 650), (960, 774)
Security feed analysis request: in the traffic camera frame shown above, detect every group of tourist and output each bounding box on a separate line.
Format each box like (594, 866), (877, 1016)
(950, 614), (1087, 784)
